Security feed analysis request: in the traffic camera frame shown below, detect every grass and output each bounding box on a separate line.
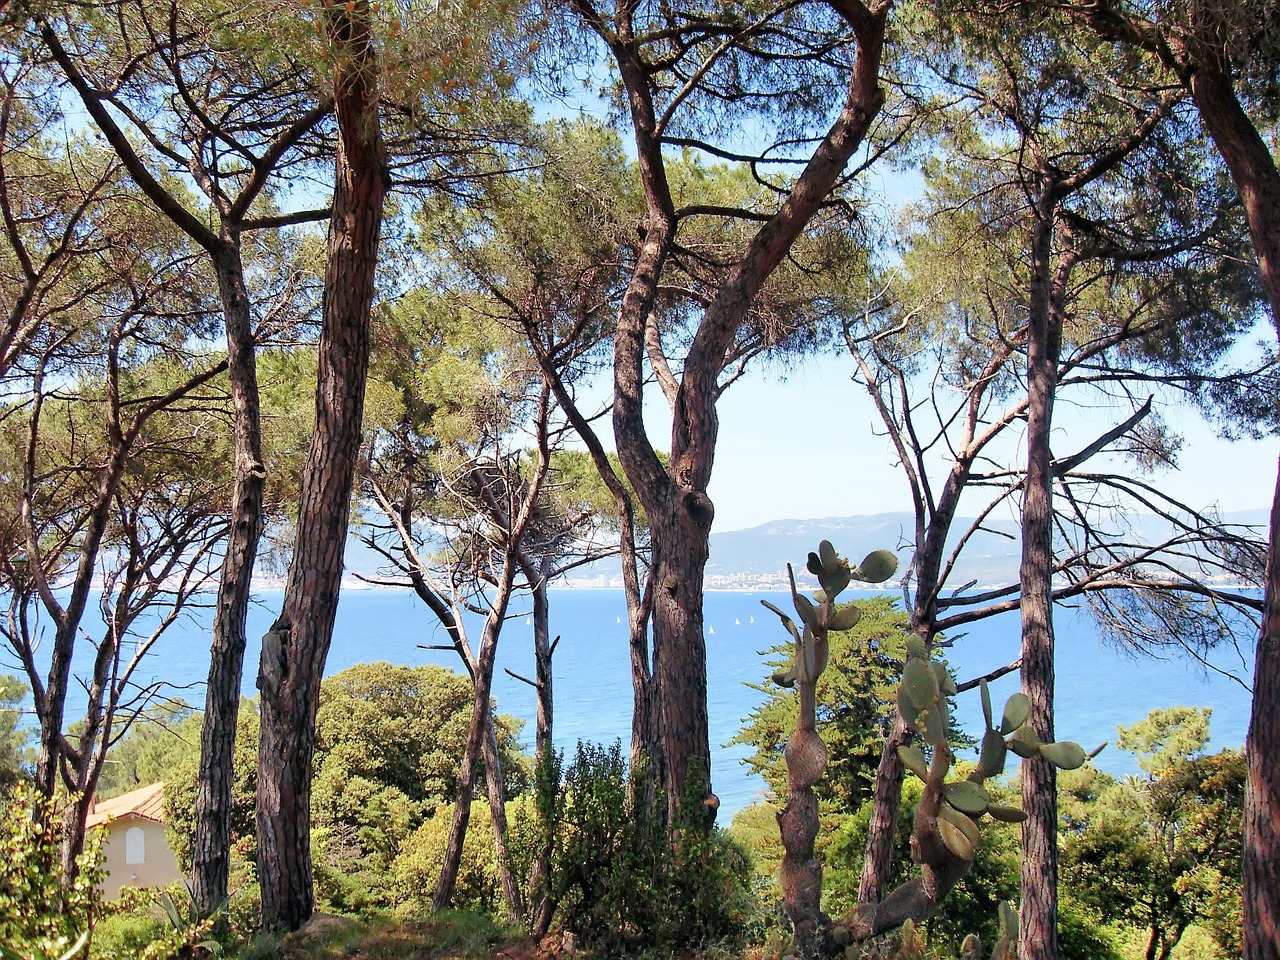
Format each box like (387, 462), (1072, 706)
(226, 910), (522, 960)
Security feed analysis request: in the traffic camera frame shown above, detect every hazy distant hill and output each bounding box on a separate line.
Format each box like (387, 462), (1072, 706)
(700, 509), (1268, 589)
(340, 509), (1267, 590)
(704, 512), (1021, 587)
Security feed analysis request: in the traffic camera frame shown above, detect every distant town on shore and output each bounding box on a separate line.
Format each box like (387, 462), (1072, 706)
(342, 509), (1269, 593)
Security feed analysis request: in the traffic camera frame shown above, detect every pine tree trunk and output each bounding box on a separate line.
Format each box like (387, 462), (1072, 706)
(193, 243), (264, 917)
(1018, 205), (1062, 960)
(431, 664), (490, 912)
(1245, 461), (1280, 959)
(31, 363), (133, 806)
(34, 622), (76, 802)
(433, 607), (510, 912)
(856, 701), (910, 905)
(1187, 63), (1280, 960)
(859, 465), (973, 905)
(481, 711), (523, 924)
(649, 497), (714, 825)
(527, 571), (557, 935)
(592, 0), (888, 827)
(256, 2), (385, 932)
(622, 511), (662, 819)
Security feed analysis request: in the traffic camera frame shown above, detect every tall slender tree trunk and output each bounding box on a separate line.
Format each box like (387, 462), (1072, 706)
(481, 711), (523, 923)
(32, 14), (317, 917)
(1019, 204), (1063, 960)
(34, 622), (75, 801)
(30, 354), (132, 804)
(1186, 63), (1280, 960)
(528, 573), (554, 767)
(1247, 469), (1280, 959)
(432, 614), (507, 912)
(525, 568), (558, 935)
(628, 584), (661, 811)
(856, 678), (911, 904)
(649, 497), (714, 824)
(858, 436), (982, 904)
(256, 2), (385, 932)
(194, 242), (264, 917)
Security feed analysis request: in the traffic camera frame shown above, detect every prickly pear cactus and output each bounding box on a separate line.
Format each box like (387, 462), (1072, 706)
(834, 595), (1094, 946)
(893, 641), (1089, 867)
(762, 541), (898, 959)
(766, 540), (1092, 952)
(990, 900), (1019, 960)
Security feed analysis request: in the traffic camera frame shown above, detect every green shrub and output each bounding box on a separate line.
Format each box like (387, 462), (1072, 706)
(90, 885), (222, 960)
(0, 784), (104, 960)
(391, 801), (504, 913)
(161, 665), (531, 917)
(91, 888), (166, 958)
(548, 741), (757, 953)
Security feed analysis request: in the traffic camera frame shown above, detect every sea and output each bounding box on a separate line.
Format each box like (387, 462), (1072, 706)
(8, 586), (1257, 820)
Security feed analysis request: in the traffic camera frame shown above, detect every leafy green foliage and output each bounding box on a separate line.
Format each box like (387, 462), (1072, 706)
(547, 741), (756, 953)
(391, 799), (526, 915)
(0, 784), (104, 959)
(89, 885), (220, 960)
(162, 663), (528, 911)
(1063, 708), (1244, 960)
(732, 595), (909, 811)
(726, 799), (785, 901)
(1114, 705), (1212, 774)
(314, 670), (529, 819)
(0, 675), (33, 796)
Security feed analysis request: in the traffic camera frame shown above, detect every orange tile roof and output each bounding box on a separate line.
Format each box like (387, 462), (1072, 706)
(86, 782), (166, 828)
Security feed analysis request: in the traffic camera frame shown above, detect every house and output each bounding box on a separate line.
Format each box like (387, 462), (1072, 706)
(86, 781), (184, 899)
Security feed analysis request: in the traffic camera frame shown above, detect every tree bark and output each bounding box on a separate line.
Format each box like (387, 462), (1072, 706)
(648, 493), (714, 824)
(854, 341), (1008, 904)
(193, 242), (265, 917)
(256, 2), (385, 932)
(481, 710), (523, 923)
(1187, 60), (1280, 960)
(1246, 458), (1280, 959)
(1019, 203), (1063, 960)
(588, 0), (889, 821)
(524, 565), (558, 935)
(1063, 11), (1280, 949)
(27, 328), (136, 806)
(432, 612), (508, 912)
(32, 13), (322, 916)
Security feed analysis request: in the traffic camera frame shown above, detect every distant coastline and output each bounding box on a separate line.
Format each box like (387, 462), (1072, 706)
(332, 507), (1268, 594)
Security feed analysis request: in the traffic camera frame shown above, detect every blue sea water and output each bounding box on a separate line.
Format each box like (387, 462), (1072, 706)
(9, 587), (1256, 819)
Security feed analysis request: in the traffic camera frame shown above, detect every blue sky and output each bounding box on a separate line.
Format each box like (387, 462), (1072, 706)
(703, 351), (1277, 532)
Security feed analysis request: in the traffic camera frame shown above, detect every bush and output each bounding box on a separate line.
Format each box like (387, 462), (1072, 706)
(547, 741), (757, 953)
(391, 801), (506, 914)
(90, 885), (219, 960)
(89, 899), (169, 960)
(0, 784), (104, 959)
(162, 664), (531, 916)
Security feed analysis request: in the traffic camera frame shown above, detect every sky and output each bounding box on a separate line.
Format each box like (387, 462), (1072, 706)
(700, 351), (1278, 533)
(561, 341), (1278, 534)
(532, 88), (1280, 533)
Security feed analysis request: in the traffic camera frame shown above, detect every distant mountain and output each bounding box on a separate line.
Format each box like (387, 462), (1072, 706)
(704, 512), (1022, 588)
(698, 509), (1268, 590)
(339, 509), (1269, 591)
